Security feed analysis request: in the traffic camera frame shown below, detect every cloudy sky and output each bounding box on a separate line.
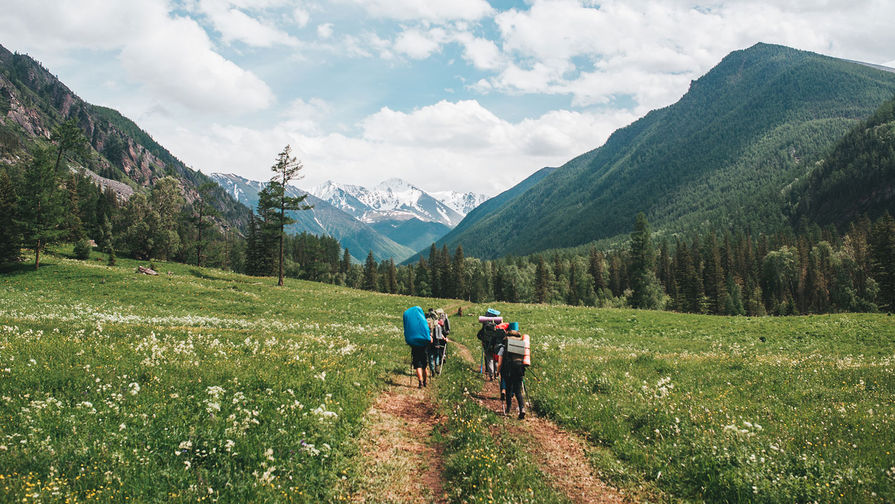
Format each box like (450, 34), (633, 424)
(2, 0), (894, 195)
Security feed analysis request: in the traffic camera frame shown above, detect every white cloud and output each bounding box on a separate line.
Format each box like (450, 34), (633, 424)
(293, 7), (311, 27)
(317, 23), (334, 39)
(195, 0), (300, 47)
(337, 0), (494, 22)
(394, 28), (446, 59)
(152, 99), (636, 195)
(455, 33), (503, 71)
(119, 11), (274, 114)
(0, 0), (273, 115)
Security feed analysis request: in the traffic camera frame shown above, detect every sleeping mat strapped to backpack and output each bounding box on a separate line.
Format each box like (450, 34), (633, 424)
(403, 306), (430, 347)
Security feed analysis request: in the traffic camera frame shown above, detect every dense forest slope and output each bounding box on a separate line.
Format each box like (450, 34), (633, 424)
(790, 95), (895, 226)
(0, 43), (251, 230)
(441, 43), (895, 259)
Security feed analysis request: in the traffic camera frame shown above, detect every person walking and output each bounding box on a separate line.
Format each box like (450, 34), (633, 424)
(404, 306), (433, 388)
(428, 311), (449, 376)
(496, 329), (526, 419)
(477, 322), (496, 380)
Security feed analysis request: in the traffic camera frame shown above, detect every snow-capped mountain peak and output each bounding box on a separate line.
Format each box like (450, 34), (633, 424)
(308, 178), (481, 227)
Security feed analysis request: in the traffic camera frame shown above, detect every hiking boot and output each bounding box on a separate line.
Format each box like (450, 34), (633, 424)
(500, 391), (505, 400)
(418, 382), (423, 388)
(518, 411), (525, 420)
(504, 406), (511, 415)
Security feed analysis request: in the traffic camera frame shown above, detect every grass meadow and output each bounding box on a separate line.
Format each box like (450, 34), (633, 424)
(1, 250), (893, 503)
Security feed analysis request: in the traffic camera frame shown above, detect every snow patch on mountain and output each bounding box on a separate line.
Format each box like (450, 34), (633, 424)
(429, 190), (490, 216)
(310, 178), (474, 227)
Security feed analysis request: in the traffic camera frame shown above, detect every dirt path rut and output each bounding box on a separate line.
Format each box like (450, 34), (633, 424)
(348, 372), (446, 503)
(454, 341), (631, 504)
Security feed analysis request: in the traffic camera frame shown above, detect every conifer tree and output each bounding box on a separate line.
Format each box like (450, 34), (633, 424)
(870, 213), (895, 310)
(629, 213), (663, 309)
(452, 244), (465, 300)
(17, 148), (65, 269)
(258, 145), (312, 286)
(387, 259), (398, 294)
(535, 256), (549, 303)
(341, 248), (351, 275)
(0, 169), (20, 263)
(192, 182), (220, 267)
(363, 251), (379, 291)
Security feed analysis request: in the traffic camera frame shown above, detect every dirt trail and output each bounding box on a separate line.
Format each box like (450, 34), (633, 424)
(348, 372), (446, 504)
(452, 341), (630, 504)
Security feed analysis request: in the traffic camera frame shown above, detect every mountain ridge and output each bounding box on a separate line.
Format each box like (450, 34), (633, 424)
(437, 43), (895, 259)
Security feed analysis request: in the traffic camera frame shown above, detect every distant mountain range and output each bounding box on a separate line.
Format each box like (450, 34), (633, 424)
(211, 173), (487, 262)
(310, 178), (486, 228)
(435, 43), (895, 259)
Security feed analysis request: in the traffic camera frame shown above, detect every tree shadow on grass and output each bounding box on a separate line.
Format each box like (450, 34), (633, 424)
(0, 261), (54, 277)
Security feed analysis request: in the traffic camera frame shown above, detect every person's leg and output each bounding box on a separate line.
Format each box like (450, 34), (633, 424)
(514, 377), (525, 418)
(415, 367), (424, 387)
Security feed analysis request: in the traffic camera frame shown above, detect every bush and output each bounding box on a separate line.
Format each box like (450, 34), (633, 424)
(73, 239), (91, 260)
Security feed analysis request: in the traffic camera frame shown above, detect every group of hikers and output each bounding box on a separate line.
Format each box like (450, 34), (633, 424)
(403, 306), (531, 420)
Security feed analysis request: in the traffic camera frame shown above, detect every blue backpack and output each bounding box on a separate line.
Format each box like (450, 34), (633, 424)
(403, 306), (430, 347)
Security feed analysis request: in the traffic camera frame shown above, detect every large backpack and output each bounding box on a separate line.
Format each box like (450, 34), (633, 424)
(403, 306), (430, 347)
(439, 313), (450, 335)
(432, 322), (446, 348)
(488, 325), (507, 354)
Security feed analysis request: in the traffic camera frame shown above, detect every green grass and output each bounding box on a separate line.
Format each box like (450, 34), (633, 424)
(2, 252), (894, 503)
(455, 303), (895, 503)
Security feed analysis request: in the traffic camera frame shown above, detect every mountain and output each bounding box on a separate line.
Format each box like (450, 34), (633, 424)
(0, 43), (251, 230)
(210, 173), (414, 262)
(370, 218), (452, 253)
(311, 178), (465, 227)
(790, 95), (895, 227)
(429, 190), (490, 216)
(439, 43), (895, 259)
(404, 166), (557, 263)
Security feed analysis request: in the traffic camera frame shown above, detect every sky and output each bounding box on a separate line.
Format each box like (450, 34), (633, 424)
(2, 0), (894, 196)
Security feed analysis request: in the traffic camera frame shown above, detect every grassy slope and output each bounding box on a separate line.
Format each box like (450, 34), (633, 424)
(1, 254), (893, 502)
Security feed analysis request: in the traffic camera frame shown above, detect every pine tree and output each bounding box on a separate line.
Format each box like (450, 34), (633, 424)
(535, 256), (549, 303)
(702, 231), (725, 314)
(0, 169), (21, 263)
(341, 248), (351, 275)
(16, 148), (66, 269)
(629, 213), (663, 309)
(870, 213), (895, 310)
(192, 182), (220, 267)
(363, 251), (379, 291)
(453, 245), (466, 300)
(258, 145), (312, 286)
(387, 259), (398, 294)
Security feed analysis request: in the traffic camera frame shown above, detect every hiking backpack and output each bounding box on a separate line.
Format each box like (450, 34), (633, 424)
(403, 306), (430, 347)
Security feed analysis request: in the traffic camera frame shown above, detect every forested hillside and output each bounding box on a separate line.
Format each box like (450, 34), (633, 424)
(0, 44), (251, 230)
(441, 43), (895, 259)
(790, 95), (895, 226)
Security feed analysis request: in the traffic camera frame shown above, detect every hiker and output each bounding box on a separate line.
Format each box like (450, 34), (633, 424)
(428, 310), (450, 376)
(496, 328), (526, 419)
(477, 322), (496, 380)
(404, 306), (433, 388)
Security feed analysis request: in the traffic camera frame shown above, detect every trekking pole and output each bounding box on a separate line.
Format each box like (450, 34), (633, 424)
(525, 367), (542, 382)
